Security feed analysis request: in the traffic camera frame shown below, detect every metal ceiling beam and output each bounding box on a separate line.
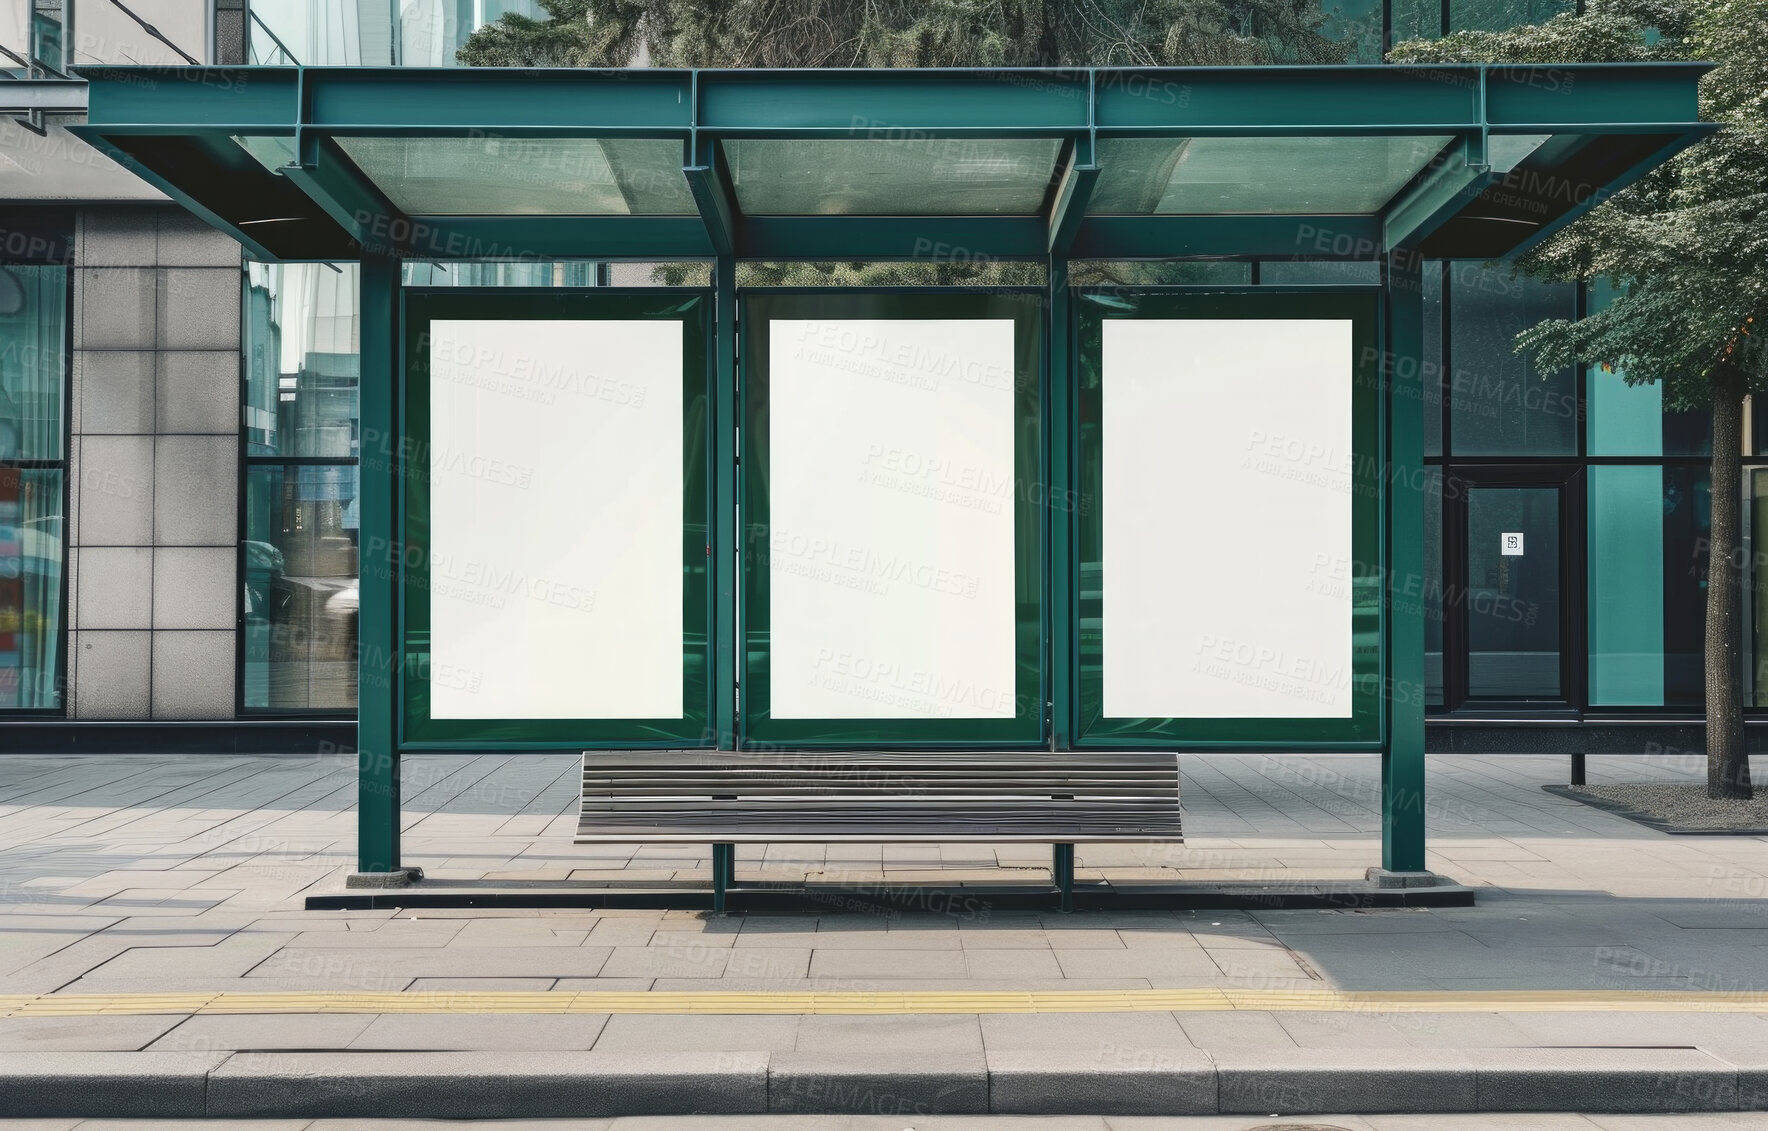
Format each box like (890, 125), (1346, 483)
(282, 132), (408, 253)
(1047, 136), (1100, 256)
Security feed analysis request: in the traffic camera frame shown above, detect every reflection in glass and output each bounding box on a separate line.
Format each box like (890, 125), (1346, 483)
(1585, 281), (1710, 456)
(0, 469), (63, 709)
(1090, 135), (1453, 215)
(244, 465), (360, 711)
(247, 0), (543, 65)
(245, 263), (360, 459)
(725, 139), (1063, 216)
(0, 265), (66, 462)
(336, 137), (696, 216)
(1449, 0), (1575, 32)
(1448, 265), (1576, 456)
(1467, 486), (1559, 698)
(1423, 468), (1443, 707)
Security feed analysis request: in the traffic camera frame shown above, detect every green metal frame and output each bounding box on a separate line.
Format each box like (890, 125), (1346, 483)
(399, 289), (717, 749)
(71, 63), (1714, 264)
(738, 290), (1048, 748)
(64, 61), (1715, 877)
(1070, 288), (1384, 748)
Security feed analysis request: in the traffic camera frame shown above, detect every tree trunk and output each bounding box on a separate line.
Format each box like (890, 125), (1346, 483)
(1707, 362), (1753, 799)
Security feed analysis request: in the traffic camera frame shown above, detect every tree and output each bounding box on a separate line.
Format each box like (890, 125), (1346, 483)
(463, 1), (1359, 285)
(459, 0), (1357, 70)
(1393, 0), (1768, 798)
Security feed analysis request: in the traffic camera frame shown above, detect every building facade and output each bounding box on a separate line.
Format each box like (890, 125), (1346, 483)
(0, 0), (1758, 754)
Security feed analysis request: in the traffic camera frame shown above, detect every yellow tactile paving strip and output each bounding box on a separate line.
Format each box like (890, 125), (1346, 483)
(4, 989), (1768, 1017)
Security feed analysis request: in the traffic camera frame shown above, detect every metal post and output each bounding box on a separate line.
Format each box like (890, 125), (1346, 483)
(1382, 249), (1429, 874)
(1571, 752), (1587, 786)
(712, 843), (735, 912)
(350, 252), (412, 886)
(714, 254), (737, 750)
(1052, 843), (1074, 913)
(1048, 256), (1073, 749)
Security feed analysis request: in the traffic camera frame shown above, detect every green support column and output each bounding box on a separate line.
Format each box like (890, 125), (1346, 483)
(1047, 256), (1073, 750)
(714, 254), (737, 750)
(353, 252), (408, 883)
(1382, 249), (1428, 874)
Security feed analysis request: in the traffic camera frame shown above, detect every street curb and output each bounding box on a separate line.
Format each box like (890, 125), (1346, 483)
(0, 1048), (1758, 1118)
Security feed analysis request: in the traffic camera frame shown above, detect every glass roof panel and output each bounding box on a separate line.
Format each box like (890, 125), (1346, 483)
(334, 136), (695, 216)
(724, 138), (1063, 215)
(1089, 135), (1456, 215)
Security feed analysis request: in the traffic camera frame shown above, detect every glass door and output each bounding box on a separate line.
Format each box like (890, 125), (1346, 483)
(1442, 468), (1582, 711)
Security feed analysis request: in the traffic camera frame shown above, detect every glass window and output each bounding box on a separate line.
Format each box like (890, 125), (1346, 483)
(1390, 0), (1442, 42)
(1090, 135), (1454, 215)
(0, 263), (67, 711)
(248, 0), (544, 65)
(1585, 280), (1711, 456)
(1260, 260), (1380, 285)
(0, 264), (66, 462)
(1423, 467), (1444, 707)
(1449, 0), (1575, 32)
(1316, 0), (1385, 62)
(246, 262), (359, 459)
(1423, 261), (1443, 457)
(244, 464), (359, 711)
(1589, 466), (1710, 708)
(244, 262), (360, 713)
(1448, 263), (1577, 456)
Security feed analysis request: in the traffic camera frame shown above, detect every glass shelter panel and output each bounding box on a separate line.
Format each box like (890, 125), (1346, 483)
(1075, 291), (1381, 745)
(401, 291), (712, 745)
(1089, 136), (1453, 215)
(724, 139), (1063, 216)
(741, 292), (1044, 746)
(336, 137), (696, 216)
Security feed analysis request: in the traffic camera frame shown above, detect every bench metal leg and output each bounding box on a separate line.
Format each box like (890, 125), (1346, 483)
(1052, 843), (1074, 913)
(1571, 752), (1586, 786)
(712, 843), (735, 913)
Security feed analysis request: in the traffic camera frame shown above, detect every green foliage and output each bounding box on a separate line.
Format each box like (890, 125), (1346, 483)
(1392, 0), (1768, 407)
(459, 0), (1356, 69)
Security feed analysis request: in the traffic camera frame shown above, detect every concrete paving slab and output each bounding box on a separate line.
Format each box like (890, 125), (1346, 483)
(0, 1016), (184, 1052)
(979, 1011), (1192, 1053)
(593, 1014), (801, 1053)
(795, 1014), (984, 1055)
(348, 1013), (610, 1051)
(147, 1013), (377, 1052)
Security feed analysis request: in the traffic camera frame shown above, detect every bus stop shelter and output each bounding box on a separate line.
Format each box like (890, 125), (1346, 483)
(74, 63), (1713, 895)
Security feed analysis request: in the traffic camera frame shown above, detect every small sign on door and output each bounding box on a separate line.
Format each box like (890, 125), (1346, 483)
(1501, 532), (1525, 556)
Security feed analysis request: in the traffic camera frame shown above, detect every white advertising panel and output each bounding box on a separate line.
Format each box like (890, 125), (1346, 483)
(768, 318), (1018, 719)
(427, 319), (683, 719)
(1102, 318), (1355, 719)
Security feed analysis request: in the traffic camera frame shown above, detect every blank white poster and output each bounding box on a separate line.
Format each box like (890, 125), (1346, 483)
(769, 318), (1018, 719)
(427, 319), (682, 719)
(1102, 318), (1354, 719)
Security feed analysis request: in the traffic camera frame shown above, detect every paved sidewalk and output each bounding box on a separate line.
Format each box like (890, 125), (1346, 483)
(4, 750), (1768, 1117)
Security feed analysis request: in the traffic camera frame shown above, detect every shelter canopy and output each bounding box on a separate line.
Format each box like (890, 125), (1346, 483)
(72, 63), (1713, 263)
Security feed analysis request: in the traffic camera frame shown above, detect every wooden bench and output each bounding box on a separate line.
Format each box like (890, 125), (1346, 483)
(576, 750), (1182, 911)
